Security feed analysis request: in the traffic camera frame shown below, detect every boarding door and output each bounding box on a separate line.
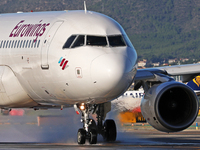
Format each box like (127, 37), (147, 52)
(41, 21), (63, 69)
(0, 67), (5, 93)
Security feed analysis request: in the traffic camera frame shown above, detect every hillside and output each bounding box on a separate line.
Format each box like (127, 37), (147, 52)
(1, 0), (200, 63)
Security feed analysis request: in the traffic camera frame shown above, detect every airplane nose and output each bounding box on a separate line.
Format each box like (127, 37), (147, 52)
(91, 54), (133, 97)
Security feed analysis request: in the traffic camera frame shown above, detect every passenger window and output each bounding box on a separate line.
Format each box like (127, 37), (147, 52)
(11, 40), (14, 48)
(3, 41), (6, 48)
(17, 40), (20, 48)
(20, 40), (23, 48)
(8, 41), (11, 48)
(34, 40), (37, 48)
(108, 35), (126, 47)
(14, 40), (17, 48)
(86, 36), (107, 46)
(29, 40), (32, 48)
(0, 41), (2, 48)
(37, 40), (40, 48)
(6, 40), (9, 48)
(71, 35), (85, 48)
(23, 40), (26, 48)
(25, 40), (29, 48)
(63, 35), (77, 49)
(31, 40), (34, 48)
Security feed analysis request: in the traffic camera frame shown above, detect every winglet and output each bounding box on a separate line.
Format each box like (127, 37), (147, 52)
(84, 1), (87, 14)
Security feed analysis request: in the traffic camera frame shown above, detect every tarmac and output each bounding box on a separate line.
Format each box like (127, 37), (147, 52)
(0, 108), (200, 149)
(0, 130), (200, 149)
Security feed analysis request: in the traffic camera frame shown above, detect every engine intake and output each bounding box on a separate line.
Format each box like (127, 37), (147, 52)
(141, 81), (199, 132)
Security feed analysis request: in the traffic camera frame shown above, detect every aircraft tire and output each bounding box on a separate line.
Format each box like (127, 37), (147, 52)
(77, 128), (86, 144)
(103, 119), (117, 142)
(89, 129), (97, 144)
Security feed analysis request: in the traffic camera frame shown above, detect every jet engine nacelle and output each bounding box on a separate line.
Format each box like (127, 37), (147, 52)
(141, 81), (199, 132)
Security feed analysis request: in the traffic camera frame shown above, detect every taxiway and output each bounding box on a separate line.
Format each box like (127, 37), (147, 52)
(0, 108), (199, 149)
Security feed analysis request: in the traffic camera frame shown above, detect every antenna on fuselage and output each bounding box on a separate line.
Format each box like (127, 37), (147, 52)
(84, 1), (87, 14)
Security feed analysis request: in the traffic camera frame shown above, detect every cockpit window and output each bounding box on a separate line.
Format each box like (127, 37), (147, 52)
(86, 36), (107, 46)
(71, 35), (85, 48)
(63, 35), (76, 49)
(108, 35), (126, 47)
(63, 34), (131, 49)
(123, 34), (133, 48)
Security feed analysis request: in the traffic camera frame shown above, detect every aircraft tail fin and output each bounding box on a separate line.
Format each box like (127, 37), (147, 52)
(187, 76), (200, 95)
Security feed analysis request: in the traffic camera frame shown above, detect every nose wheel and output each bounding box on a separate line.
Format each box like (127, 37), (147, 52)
(77, 128), (97, 144)
(75, 103), (116, 144)
(77, 128), (86, 144)
(88, 129), (97, 144)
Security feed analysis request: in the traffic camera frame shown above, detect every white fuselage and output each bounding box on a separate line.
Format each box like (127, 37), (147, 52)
(0, 10), (137, 108)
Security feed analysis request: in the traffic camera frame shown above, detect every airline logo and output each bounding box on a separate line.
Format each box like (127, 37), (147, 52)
(193, 76), (200, 87)
(187, 76), (200, 90)
(9, 20), (50, 41)
(58, 57), (68, 70)
(122, 92), (144, 98)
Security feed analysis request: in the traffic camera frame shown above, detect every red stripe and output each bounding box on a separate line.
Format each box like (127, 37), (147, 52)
(60, 58), (65, 66)
(62, 61), (68, 70)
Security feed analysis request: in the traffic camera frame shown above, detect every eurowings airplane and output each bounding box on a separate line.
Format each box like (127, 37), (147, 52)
(0, 9), (199, 144)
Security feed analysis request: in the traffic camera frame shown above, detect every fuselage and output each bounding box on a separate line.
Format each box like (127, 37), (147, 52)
(0, 10), (137, 108)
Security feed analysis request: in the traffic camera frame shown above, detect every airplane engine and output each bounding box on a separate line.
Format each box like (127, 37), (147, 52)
(141, 81), (199, 132)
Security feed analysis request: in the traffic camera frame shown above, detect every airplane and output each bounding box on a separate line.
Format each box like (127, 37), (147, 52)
(112, 90), (146, 124)
(112, 90), (144, 111)
(0, 7), (199, 145)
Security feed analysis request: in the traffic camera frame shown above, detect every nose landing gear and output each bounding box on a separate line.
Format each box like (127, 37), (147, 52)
(75, 102), (116, 144)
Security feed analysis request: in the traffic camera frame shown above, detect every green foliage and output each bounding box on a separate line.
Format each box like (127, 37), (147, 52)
(1, 0), (200, 62)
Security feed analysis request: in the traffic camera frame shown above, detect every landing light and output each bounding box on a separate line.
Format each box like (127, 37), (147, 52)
(80, 103), (85, 110)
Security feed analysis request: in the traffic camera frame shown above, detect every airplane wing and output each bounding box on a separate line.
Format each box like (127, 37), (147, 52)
(135, 63), (200, 83)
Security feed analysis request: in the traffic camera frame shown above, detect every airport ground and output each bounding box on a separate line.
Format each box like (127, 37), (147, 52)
(0, 108), (200, 149)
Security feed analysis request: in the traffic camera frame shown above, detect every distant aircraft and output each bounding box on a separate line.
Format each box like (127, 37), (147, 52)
(112, 90), (144, 111)
(112, 90), (145, 124)
(111, 90), (143, 110)
(0, 7), (199, 144)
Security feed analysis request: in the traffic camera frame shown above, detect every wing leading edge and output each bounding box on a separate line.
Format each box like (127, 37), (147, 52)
(135, 63), (200, 83)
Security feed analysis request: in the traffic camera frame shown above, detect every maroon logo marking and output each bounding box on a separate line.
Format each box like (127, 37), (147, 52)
(9, 20), (50, 41)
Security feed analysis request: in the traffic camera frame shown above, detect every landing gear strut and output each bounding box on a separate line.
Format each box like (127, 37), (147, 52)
(74, 102), (117, 144)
